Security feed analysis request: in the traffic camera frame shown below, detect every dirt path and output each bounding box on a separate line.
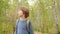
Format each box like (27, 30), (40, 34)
(34, 31), (42, 34)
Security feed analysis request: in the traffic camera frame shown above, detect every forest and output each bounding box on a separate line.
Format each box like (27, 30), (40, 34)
(0, 0), (60, 34)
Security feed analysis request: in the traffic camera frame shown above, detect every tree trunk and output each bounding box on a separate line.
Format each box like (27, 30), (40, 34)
(52, 0), (59, 34)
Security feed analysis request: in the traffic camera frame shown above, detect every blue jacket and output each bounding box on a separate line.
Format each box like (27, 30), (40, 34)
(14, 19), (34, 34)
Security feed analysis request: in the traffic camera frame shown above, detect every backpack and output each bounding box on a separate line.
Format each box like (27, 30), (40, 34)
(26, 20), (30, 34)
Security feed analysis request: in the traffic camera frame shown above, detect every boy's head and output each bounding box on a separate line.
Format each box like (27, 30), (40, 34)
(18, 6), (29, 18)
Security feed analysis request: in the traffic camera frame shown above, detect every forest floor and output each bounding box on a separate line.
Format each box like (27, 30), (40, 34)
(34, 31), (42, 34)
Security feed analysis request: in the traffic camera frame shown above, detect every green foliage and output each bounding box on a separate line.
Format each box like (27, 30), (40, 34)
(0, 0), (9, 17)
(0, 0), (60, 34)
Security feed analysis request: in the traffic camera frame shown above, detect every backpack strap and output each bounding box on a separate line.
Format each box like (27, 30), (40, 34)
(15, 19), (20, 34)
(26, 20), (30, 34)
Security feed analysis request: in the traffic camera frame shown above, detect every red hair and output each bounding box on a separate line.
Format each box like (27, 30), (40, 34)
(20, 6), (29, 18)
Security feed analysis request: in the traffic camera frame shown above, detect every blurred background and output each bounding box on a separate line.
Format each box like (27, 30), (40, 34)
(0, 0), (60, 34)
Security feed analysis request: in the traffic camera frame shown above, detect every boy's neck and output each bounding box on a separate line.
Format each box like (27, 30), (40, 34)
(20, 16), (27, 20)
